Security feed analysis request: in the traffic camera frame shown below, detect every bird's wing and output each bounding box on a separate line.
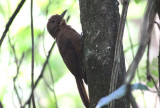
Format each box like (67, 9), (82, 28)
(57, 35), (89, 107)
(59, 38), (82, 78)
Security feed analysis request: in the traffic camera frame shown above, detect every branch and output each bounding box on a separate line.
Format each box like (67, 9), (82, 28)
(42, 29), (58, 108)
(127, 90), (138, 108)
(126, 0), (156, 84)
(0, 101), (3, 108)
(43, 78), (58, 108)
(30, 0), (35, 107)
(154, 21), (160, 29)
(126, 21), (140, 80)
(146, 41), (160, 96)
(109, 0), (130, 107)
(8, 36), (25, 107)
(124, 0), (157, 105)
(22, 41), (56, 108)
(158, 26), (160, 94)
(0, 0), (26, 47)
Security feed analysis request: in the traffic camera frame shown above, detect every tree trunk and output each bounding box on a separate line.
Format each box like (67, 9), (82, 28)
(79, 0), (129, 108)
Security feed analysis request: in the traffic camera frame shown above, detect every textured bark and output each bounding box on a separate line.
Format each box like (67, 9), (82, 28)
(79, 0), (129, 108)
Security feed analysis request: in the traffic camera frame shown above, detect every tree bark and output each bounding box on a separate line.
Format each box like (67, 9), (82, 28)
(79, 0), (129, 108)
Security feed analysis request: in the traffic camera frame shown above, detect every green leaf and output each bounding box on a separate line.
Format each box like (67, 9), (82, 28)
(134, 0), (143, 4)
(0, 2), (5, 16)
(147, 80), (154, 88)
(12, 26), (42, 54)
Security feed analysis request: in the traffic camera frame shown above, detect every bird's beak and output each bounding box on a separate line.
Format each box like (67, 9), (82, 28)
(58, 10), (67, 23)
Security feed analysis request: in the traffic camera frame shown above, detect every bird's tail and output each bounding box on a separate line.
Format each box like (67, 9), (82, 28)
(75, 77), (89, 108)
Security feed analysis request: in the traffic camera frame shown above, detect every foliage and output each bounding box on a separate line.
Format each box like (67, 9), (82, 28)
(0, 0), (159, 108)
(0, 0), (82, 108)
(134, 0), (143, 4)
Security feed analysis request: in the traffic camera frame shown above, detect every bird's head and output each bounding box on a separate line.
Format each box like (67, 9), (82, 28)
(47, 10), (67, 39)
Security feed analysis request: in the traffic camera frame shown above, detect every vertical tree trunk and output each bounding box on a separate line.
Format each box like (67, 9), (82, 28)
(79, 0), (129, 108)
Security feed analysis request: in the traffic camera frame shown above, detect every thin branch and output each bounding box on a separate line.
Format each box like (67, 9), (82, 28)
(146, 40), (159, 91)
(42, 30), (58, 108)
(159, 29), (160, 93)
(126, 20), (153, 84)
(153, 20), (160, 92)
(31, 0), (34, 88)
(13, 55), (24, 107)
(154, 21), (160, 29)
(126, 83), (138, 108)
(126, 0), (156, 84)
(125, 1), (157, 106)
(30, 0), (35, 107)
(0, 101), (3, 108)
(8, 36), (24, 107)
(109, 0), (130, 107)
(8, 36), (18, 66)
(22, 41), (56, 108)
(41, 1), (58, 106)
(126, 84), (138, 108)
(43, 78), (58, 108)
(128, 92), (138, 108)
(45, 0), (53, 16)
(0, 0), (26, 47)
(126, 21), (147, 107)
(126, 21), (140, 81)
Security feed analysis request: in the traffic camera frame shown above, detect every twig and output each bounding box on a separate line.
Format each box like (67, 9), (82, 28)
(66, 16), (70, 22)
(43, 78), (55, 96)
(43, 78), (58, 108)
(146, 40), (159, 92)
(154, 21), (160, 29)
(126, 84), (138, 108)
(126, 21), (147, 107)
(128, 91), (138, 108)
(146, 40), (152, 80)
(30, 0), (36, 107)
(42, 1), (58, 106)
(0, 0), (26, 47)
(126, 21), (140, 80)
(42, 30), (58, 108)
(109, 0), (130, 107)
(125, 1), (157, 106)
(126, 0), (156, 84)
(0, 101), (3, 108)
(8, 36), (24, 107)
(22, 41), (56, 108)
(158, 27), (160, 95)
(45, 0), (53, 16)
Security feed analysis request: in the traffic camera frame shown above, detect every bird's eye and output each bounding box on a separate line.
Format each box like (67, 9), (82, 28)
(52, 20), (56, 23)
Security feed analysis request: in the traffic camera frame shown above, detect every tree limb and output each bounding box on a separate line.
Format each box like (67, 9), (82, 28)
(0, 0), (26, 47)
(109, 0), (130, 107)
(22, 41), (56, 108)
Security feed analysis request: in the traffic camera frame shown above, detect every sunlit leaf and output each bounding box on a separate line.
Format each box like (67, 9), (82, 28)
(0, 2), (5, 16)
(150, 58), (158, 77)
(146, 81), (154, 88)
(134, 0), (143, 4)
(13, 26), (42, 54)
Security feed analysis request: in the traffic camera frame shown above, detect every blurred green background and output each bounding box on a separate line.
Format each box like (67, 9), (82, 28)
(0, 0), (159, 108)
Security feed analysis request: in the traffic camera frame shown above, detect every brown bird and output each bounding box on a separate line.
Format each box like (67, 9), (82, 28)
(47, 10), (89, 108)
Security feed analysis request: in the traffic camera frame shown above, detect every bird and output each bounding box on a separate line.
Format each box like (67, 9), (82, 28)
(47, 10), (89, 108)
